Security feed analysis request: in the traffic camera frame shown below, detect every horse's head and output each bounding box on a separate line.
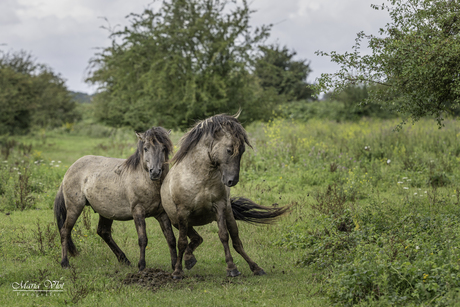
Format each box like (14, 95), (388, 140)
(210, 129), (246, 187)
(172, 111), (251, 187)
(136, 128), (172, 181)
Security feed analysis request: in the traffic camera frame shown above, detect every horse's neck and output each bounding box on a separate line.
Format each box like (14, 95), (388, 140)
(125, 165), (154, 188)
(179, 137), (217, 178)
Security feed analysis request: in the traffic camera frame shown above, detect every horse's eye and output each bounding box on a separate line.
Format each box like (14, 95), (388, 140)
(144, 147), (148, 152)
(227, 149), (232, 155)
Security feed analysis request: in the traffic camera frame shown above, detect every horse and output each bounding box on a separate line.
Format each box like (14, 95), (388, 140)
(54, 126), (177, 271)
(160, 112), (289, 279)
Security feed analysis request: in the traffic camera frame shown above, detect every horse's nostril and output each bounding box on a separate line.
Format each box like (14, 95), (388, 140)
(149, 168), (162, 179)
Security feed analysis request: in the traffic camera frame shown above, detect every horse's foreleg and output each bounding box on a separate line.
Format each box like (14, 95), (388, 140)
(225, 207), (266, 276)
(156, 213), (177, 271)
(132, 206), (147, 271)
(172, 214), (189, 280)
(184, 226), (202, 270)
(216, 206), (240, 277)
(97, 215), (131, 266)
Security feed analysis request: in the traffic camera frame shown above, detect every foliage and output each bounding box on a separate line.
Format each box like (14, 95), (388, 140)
(0, 50), (80, 134)
(256, 118), (460, 305)
(312, 0), (460, 127)
(255, 44), (314, 102)
(87, 0), (271, 130)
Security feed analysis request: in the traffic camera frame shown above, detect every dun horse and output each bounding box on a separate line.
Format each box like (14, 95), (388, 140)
(54, 127), (177, 271)
(161, 113), (289, 279)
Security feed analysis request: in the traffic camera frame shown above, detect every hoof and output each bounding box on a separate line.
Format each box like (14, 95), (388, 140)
(138, 261), (146, 271)
(119, 257), (131, 266)
(253, 269), (266, 276)
(172, 269), (184, 280)
(185, 257), (197, 270)
(227, 268), (241, 277)
(60, 259), (70, 268)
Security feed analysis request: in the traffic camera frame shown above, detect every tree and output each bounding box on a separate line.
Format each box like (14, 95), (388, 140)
(87, 0), (271, 130)
(313, 0), (460, 127)
(0, 50), (79, 134)
(255, 44), (313, 102)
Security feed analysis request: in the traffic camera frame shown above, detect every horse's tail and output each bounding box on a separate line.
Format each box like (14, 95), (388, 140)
(54, 184), (78, 256)
(230, 197), (289, 224)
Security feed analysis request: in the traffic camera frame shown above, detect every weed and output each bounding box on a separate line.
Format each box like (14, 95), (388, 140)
(82, 207), (92, 231)
(14, 164), (35, 210)
(66, 266), (90, 305)
(311, 184), (348, 218)
(0, 138), (16, 160)
(32, 219), (58, 255)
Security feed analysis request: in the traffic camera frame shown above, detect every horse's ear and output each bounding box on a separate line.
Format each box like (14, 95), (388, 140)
(233, 108), (242, 119)
(167, 129), (172, 135)
(135, 132), (145, 141)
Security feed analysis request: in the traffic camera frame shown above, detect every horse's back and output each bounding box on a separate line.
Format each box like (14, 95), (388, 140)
(64, 155), (123, 189)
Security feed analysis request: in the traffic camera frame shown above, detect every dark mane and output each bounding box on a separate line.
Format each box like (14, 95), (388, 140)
(121, 126), (173, 172)
(172, 114), (251, 165)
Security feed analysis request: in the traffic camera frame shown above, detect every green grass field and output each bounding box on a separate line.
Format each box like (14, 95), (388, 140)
(0, 118), (459, 306)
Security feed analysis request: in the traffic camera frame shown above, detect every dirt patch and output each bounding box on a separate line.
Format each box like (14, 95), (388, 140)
(122, 268), (247, 292)
(122, 268), (177, 291)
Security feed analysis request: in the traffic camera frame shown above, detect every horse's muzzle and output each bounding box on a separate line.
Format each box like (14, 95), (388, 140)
(149, 168), (162, 181)
(223, 176), (239, 187)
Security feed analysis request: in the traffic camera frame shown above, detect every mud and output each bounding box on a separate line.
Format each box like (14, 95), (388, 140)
(122, 267), (247, 292)
(122, 268), (177, 291)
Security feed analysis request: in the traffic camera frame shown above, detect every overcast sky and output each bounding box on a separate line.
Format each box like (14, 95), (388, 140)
(1, 0), (391, 94)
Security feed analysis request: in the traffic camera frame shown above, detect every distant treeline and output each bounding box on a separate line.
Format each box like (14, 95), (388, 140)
(2, 0), (457, 135)
(0, 50), (80, 135)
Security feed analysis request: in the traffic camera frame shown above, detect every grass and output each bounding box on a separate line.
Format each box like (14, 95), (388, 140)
(0, 208), (327, 306)
(0, 117), (459, 306)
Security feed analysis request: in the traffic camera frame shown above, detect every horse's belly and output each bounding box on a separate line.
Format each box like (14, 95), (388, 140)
(188, 210), (216, 226)
(84, 183), (133, 220)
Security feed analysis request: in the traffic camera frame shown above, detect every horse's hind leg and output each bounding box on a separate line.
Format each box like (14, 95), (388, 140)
(59, 202), (84, 268)
(97, 215), (131, 266)
(184, 226), (202, 270)
(225, 207), (266, 276)
(216, 205), (241, 277)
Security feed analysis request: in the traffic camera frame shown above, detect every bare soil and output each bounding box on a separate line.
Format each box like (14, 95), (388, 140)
(122, 268), (177, 291)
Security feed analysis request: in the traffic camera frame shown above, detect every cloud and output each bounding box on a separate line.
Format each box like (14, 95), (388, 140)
(0, 0), (22, 26)
(1, 0), (391, 92)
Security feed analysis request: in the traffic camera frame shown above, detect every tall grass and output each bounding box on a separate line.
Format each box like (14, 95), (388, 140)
(236, 117), (460, 305)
